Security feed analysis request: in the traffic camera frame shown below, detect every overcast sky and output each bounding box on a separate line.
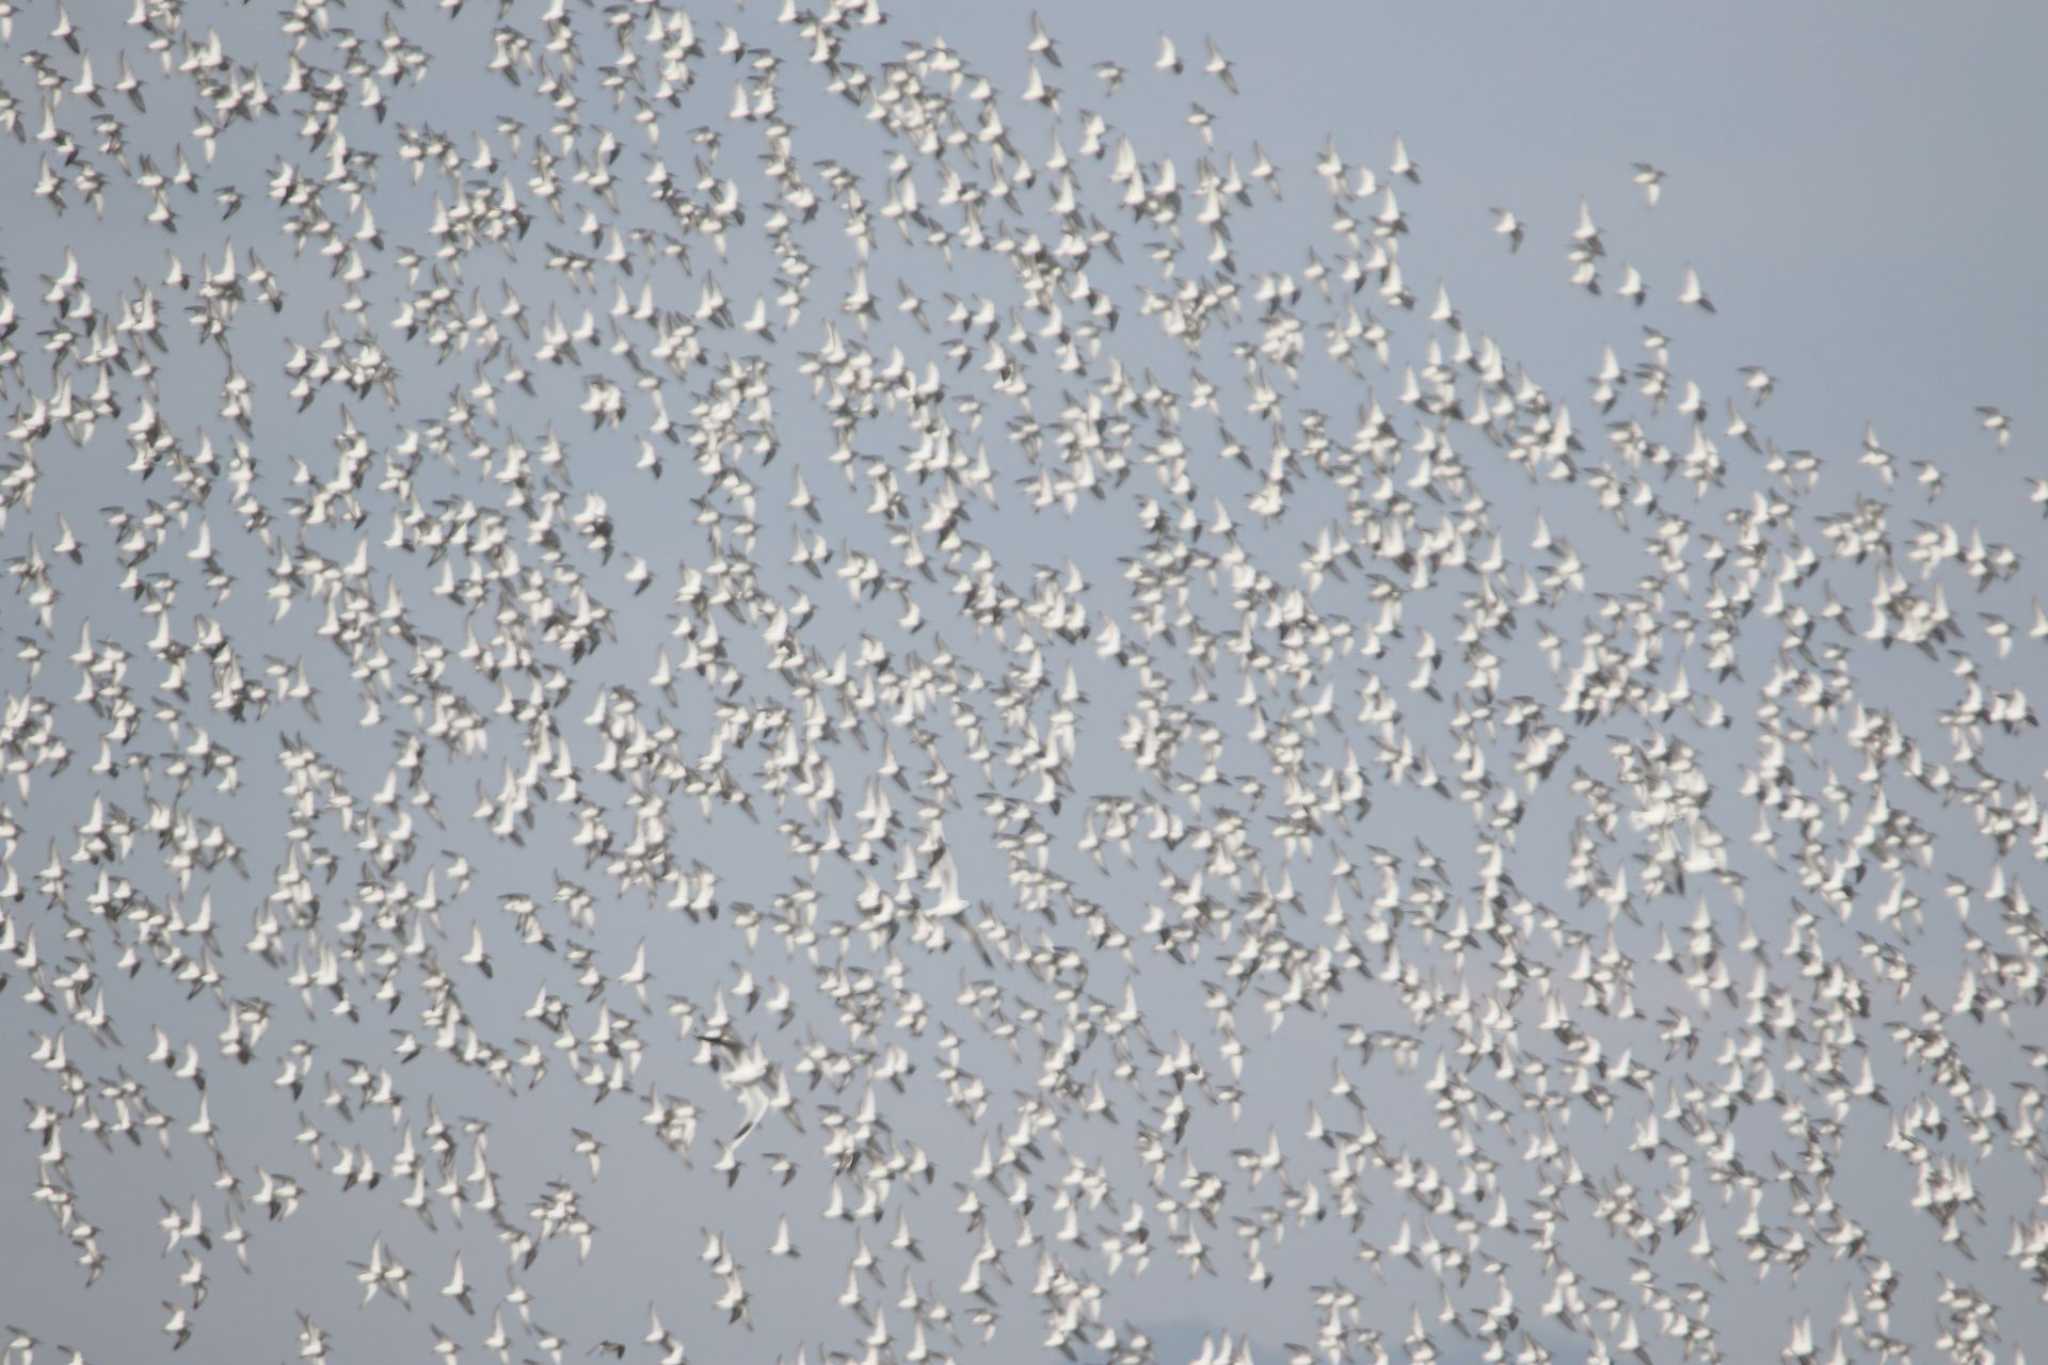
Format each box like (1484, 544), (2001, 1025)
(1, 2), (2043, 1363)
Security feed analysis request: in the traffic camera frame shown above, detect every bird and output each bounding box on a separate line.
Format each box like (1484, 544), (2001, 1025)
(1631, 162), (1665, 207)
(1976, 405), (2012, 448)
(439, 1254), (474, 1316)
(1203, 37), (1237, 94)
(1490, 207), (1524, 252)
(1027, 12), (1060, 67)
(1678, 264), (1715, 312)
(1391, 135), (1421, 184)
(1617, 263), (1646, 306)
(571, 1128), (604, 1178)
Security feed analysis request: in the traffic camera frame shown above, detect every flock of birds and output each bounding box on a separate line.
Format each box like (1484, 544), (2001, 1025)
(0, 1), (2041, 1363)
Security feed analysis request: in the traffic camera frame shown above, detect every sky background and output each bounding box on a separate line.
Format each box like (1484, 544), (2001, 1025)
(0, 2), (2044, 1364)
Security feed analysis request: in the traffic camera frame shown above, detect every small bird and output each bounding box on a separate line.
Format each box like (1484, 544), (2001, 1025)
(1027, 12), (1060, 66)
(1632, 162), (1665, 207)
(440, 1254), (474, 1316)
(1490, 207), (1523, 252)
(1203, 37), (1236, 93)
(571, 1128), (604, 1178)
(1617, 263), (1646, 306)
(1678, 265), (1714, 313)
(1572, 197), (1604, 254)
(1391, 135), (1421, 184)
(161, 1304), (190, 1351)
(1976, 405), (2012, 448)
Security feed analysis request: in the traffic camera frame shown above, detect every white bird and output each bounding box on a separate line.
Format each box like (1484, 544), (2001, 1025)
(572, 1128), (604, 1178)
(1632, 161), (1665, 207)
(1572, 198), (1604, 255)
(1203, 37), (1236, 93)
(1617, 263), (1646, 306)
(1490, 207), (1523, 252)
(1028, 12), (1060, 66)
(1678, 264), (1714, 313)
(440, 1254), (474, 1315)
(1391, 135), (1420, 184)
(1976, 405), (2012, 447)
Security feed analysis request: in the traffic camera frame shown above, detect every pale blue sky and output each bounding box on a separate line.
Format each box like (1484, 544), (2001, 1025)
(1, 2), (2042, 1363)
